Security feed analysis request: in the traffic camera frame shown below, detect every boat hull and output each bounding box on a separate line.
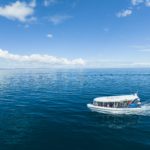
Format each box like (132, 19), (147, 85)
(87, 104), (141, 115)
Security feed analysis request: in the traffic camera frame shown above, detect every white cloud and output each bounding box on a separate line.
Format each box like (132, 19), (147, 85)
(117, 0), (150, 18)
(131, 0), (144, 5)
(47, 33), (53, 38)
(117, 9), (132, 17)
(0, 49), (85, 66)
(44, 0), (58, 6)
(49, 15), (72, 25)
(131, 0), (150, 7)
(0, 0), (36, 22)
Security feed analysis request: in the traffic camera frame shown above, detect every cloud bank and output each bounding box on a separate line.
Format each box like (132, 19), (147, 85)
(0, 49), (150, 68)
(0, 49), (85, 66)
(0, 0), (36, 22)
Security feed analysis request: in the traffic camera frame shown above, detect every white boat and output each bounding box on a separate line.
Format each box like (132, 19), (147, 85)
(87, 93), (142, 114)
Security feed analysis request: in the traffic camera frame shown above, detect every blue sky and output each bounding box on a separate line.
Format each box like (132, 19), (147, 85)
(0, 0), (150, 68)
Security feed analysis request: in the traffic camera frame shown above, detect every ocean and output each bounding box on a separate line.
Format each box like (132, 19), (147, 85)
(0, 68), (150, 150)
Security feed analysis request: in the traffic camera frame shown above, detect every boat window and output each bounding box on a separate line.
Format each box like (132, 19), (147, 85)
(93, 101), (98, 106)
(97, 102), (103, 106)
(109, 102), (114, 107)
(115, 102), (118, 108)
(99, 102), (103, 106)
(133, 99), (138, 103)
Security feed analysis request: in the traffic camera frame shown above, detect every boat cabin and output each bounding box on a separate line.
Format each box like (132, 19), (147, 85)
(93, 94), (141, 108)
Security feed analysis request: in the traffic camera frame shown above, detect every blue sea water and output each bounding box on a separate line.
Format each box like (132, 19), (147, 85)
(0, 68), (150, 150)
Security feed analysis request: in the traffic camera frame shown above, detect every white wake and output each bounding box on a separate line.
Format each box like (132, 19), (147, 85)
(136, 103), (150, 116)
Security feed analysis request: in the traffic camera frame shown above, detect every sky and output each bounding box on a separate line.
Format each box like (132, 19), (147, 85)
(0, 0), (150, 68)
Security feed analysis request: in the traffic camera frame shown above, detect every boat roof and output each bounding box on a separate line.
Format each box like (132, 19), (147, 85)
(94, 94), (139, 102)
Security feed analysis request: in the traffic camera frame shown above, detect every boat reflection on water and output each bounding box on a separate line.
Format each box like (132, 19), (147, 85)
(87, 113), (150, 146)
(90, 113), (140, 129)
